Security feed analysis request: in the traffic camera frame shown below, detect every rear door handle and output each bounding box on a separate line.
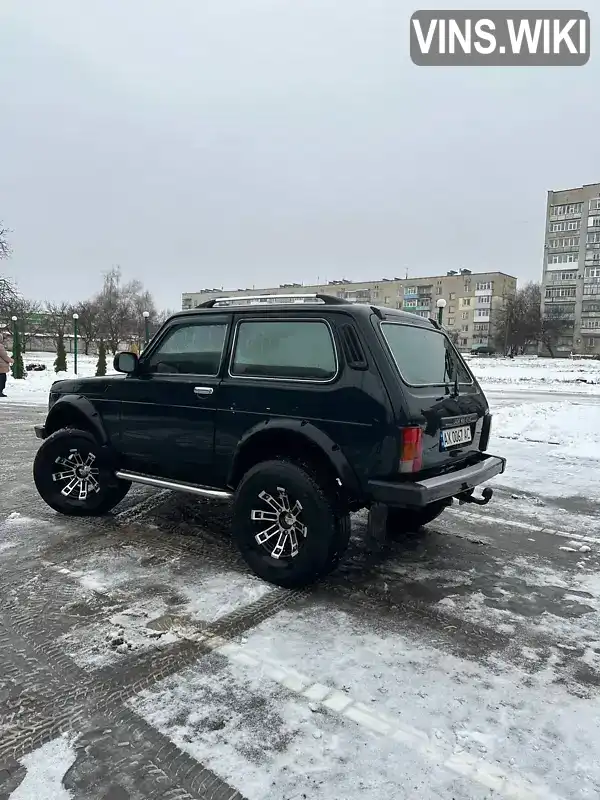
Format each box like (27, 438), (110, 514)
(194, 386), (214, 396)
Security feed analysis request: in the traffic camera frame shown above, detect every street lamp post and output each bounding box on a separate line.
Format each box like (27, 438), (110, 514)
(142, 311), (150, 348)
(72, 313), (79, 375)
(436, 298), (447, 326)
(11, 315), (20, 380)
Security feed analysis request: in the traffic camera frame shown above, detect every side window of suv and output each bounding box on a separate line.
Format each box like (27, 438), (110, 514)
(145, 322), (228, 375)
(231, 319), (337, 381)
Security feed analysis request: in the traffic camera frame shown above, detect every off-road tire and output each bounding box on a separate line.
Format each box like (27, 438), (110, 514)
(385, 501), (449, 537)
(232, 458), (351, 588)
(33, 428), (131, 516)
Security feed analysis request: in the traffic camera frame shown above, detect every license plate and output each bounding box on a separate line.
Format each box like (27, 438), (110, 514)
(440, 425), (472, 450)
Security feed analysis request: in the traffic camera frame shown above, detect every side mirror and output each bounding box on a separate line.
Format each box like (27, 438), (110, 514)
(113, 351), (139, 374)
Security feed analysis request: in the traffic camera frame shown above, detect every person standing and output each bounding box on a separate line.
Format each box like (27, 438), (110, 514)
(0, 332), (14, 397)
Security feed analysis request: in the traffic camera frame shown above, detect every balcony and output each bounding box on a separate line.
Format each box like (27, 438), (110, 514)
(544, 295), (577, 302)
(549, 211), (582, 221)
(473, 314), (490, 323)
(475, 289), (493, 298)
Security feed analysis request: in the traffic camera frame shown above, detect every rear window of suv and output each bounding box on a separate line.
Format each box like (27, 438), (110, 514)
(380, 322), (472, 387)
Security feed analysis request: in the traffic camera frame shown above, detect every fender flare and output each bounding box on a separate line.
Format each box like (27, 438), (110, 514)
(228, 418), (363, 500)
(45, 395), (109, 445)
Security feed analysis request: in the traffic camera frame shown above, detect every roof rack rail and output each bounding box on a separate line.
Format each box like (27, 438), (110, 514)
(196, 293), (349, 308)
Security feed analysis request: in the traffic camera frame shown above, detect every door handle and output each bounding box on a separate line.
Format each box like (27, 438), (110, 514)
(194, 386), (214, 396)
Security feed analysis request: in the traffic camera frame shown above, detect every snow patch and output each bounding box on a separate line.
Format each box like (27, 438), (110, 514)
(9, 735), (76, 799)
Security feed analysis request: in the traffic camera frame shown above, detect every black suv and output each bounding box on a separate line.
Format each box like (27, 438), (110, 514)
(33, 294), (505, 587)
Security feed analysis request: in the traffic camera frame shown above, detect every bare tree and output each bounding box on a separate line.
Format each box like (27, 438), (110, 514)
(95, 267), (131, 353)
(0, 275), (20, 325)
(16, 299), (44, 352)
(0, 222), (11, 260)
(73, 299), (100, 355)
(95, 267), (162, 353)
(45, 301), (74, 348)
(493, 282), (571, 357)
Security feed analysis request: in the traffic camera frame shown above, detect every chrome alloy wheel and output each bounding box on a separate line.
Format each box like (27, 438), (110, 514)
(251, 487), (307, 559)
(52, 449), (100, 501)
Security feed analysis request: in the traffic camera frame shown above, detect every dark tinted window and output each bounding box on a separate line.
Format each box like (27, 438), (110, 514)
(231, 320), (337, 380)
(381, 322), (472, 386)
(146, 323), (227, 375)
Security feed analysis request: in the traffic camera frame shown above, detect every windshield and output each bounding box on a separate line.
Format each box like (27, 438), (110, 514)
(380, 322), (472, 387)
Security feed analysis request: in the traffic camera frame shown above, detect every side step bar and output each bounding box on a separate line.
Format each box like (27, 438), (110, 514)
(115, 470), (233, 501)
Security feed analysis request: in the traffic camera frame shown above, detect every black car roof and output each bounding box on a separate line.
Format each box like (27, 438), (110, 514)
(170, 300), (435, 328)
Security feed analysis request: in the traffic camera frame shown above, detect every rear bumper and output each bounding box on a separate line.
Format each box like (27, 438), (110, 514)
(34, 425), (47, 440)
(367, 454), (506, 508)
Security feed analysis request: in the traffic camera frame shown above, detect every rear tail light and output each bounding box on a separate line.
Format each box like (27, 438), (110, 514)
(480, 414), (492, 452)
(399, 426), (423, 473)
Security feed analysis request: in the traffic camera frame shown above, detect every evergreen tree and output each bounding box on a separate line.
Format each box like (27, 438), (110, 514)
(11, 329), (25, 380)
(96, 339), (107, 377)
(54, 330), (67, 373)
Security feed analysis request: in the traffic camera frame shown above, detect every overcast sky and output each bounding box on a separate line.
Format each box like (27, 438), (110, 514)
(1, 0), (598, 311)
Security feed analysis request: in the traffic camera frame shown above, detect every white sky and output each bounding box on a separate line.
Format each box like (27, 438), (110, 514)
(1, 0), (597, 310)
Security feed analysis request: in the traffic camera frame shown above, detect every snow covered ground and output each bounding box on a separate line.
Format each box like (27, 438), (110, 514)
(465, 354), (600, 394)
(2, 395), (600, 798)
(1, 351), (115, 406)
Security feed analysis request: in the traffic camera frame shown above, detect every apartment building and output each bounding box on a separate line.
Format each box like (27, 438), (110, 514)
(541, 182), (600, 356)
(182, 270), (517, 351)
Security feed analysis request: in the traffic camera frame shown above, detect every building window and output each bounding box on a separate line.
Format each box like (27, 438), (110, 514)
(475, 309), (490, 318)
(475, 281), (493, 291)
(549, 220), (580, 232)
(582, 320), (600, 329)
(448, 305), (455, 313)
(384, 296), (391, 305)
(404, 299), (417, 308)
(460, 338), (468, 347)
(436, 286), (442, 295)
(585, 266), (600, 279)
(447, 316), (455, 326)
(464, 281), (471, 292)
(404, 286), (416, 295)
(550, 202), (583, 216)
(584, 284), (600, 295)
(548, 253), (579, 264)
(477, 295), (491, 304)
(460, 298), (471, 307)
(461, 325), (469, 332)
(587, 232), (600, 245)
(449, 292), (456, 300)
(461, 311), (469, 320)
(548, 236), (580, 249)
(474, 323), (489, 332)
(545, 287), (577, 299)
(588, 216), (600, 228)
(590, 198), (600, 212)
(547, 270), (577, 282)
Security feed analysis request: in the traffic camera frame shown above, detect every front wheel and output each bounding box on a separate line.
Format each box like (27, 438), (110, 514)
(385, 500), (450, 538)
(33, 428), (131, 516)
(232, 459), (350, 588)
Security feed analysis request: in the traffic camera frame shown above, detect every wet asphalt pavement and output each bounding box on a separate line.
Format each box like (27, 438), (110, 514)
(1, 403), (600, 799)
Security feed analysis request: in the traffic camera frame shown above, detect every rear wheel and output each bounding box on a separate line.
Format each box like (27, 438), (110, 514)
(232, 459), (350, 588)
(33, 428), (131, 516)
(385, 500), (450, 537)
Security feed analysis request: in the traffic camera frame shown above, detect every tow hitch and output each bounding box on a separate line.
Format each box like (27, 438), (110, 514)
(456, 487), (493, 506)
